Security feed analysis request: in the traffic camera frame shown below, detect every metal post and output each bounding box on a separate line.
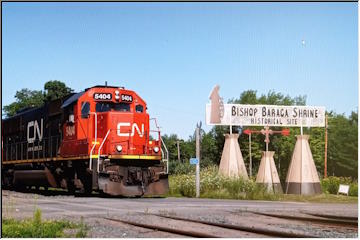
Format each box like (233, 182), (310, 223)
(324, 115), (328, 178)
(266, 141), (268, 153)
(195, 126), (200, 198)
(230, 125), (232, 134)
(278, 146), (281, 178)
(249, 133), (252, 177)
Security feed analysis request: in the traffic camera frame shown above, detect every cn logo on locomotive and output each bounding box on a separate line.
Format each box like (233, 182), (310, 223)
(27, 118), (43, 143)
(117, 122), (144, 137)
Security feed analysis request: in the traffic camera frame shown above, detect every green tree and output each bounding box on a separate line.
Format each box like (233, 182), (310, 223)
(3, 80), (73, 117)
(3, 89), (44, 117)
(44, 80), (73, 101)
(327, 111), (358, 178)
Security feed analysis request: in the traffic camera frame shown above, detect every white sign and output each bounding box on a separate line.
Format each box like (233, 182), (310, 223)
(338, 184), (350, 196)
(206, 104), (325, 127)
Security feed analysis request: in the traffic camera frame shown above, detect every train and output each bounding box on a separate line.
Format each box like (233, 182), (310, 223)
(2, 85), (169, 196)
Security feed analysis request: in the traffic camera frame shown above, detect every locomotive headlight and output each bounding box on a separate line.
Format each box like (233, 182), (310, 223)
(153, 146), (160, 153)
(116, 145), (123, 152)
(115, 90), (120, 95)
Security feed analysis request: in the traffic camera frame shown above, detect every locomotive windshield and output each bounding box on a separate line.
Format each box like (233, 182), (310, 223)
(96, 102), (130, 112)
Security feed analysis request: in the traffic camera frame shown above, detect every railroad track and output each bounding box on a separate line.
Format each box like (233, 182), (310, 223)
(300, 211), (358, 221)
(246, 210), (358, 227)
(104, 213), (320, 238)
(104, 217), (217, 237)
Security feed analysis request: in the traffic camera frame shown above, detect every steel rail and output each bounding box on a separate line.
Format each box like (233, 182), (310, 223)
(247, 211), (358, 227)
(103, 217), (218, 238)
(300, 211), (358, 221)
(150, 213), (318, 238)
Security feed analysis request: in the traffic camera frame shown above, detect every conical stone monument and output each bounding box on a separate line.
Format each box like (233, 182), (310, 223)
(256, 151), (283, 193)
(285, 135), (322, 195)
(219, 134), (248, 179)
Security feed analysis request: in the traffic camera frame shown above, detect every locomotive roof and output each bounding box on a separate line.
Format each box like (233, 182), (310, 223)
(85, 85), (125, 91)
(61, 91), (85, 108)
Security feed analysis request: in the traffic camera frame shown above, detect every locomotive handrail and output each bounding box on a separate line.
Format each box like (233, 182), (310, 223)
(3, 135), (61, 161)
(150, 117), (168, 173)
(89, 112), (97, 170)
(160, 136), (169, 174)
(97, 129), (111, 172)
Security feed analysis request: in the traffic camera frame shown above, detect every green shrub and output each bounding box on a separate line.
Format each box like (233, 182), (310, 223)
(169, 167), (358, 200)
(321, 176), (357, 196)
(349, 182), (358, 196)
(168, 161), (195, 175)
(2, 208), (87, 238)
(169, 165), (280, 200)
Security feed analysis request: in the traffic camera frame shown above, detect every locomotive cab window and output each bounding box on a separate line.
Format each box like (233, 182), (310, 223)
(136, 105), (144, 113)
(96, 102), (111, 112)
(96, 102), (130, 112)
(113, 103), (130, 112)
(81, 102), (90, 118)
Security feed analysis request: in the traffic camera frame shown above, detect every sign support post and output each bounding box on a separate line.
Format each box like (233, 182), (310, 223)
(249, 132), (252, 177)
(324, 114), (328, 178)
(195, 125), (200, 198)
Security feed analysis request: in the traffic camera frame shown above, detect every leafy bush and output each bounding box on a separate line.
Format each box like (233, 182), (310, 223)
(2, 208), (87, 237)
(321, 176), (357, 196)
(168, 161), (195, 175)
(349, 182), (358, 196)
(169, 165), (279, 200)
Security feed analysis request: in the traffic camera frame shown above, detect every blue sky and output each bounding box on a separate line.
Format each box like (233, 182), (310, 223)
(2, 2), (358, 139)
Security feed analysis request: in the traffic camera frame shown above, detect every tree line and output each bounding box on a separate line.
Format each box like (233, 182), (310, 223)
(2, 81), (357, 179)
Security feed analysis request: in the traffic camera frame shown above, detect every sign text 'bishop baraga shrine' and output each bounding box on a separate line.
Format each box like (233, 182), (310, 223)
(206, 104), (326, 127)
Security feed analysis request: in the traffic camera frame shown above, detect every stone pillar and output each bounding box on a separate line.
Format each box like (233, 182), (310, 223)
(285, 135), (322, 195)
(256, 151), (283, 194)
(219, 134), (248, 179)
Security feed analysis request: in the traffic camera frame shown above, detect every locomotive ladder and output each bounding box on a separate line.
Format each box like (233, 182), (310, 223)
(151, 118), (169, 174)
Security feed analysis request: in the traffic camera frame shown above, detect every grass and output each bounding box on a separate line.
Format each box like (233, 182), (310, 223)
(278, 193), (358, 203)
(2, 208), (88, 238)
(167, 165), (358, 203)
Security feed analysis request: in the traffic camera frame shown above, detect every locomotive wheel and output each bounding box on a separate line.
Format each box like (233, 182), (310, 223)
(83, 179), (92, 195)
(77, 169), (92, 195)
(2, 170), (14, 190)
(66, 178), (75, 194)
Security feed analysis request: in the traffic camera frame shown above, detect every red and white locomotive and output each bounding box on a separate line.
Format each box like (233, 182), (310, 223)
(2, 85), (169, 196)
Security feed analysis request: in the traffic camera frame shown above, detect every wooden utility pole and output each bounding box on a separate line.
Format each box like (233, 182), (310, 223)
(176, 140), (181, 162)
(324, 115), (328, 178)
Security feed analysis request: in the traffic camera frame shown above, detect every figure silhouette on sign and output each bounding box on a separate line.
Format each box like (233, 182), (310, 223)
(209, 85), (224, 124)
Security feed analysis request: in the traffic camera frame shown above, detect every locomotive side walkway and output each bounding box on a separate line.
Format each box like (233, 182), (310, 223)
(2, 190), (358, 238)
